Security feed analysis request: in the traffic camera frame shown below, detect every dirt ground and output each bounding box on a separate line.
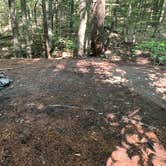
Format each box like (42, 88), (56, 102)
(0, 58), (166, 166)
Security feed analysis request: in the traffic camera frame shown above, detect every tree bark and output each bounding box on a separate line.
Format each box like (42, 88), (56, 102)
(20, 0), (32, 58)
(8, 0), (20, 57)
(91, 0), (105, 56)
(69, 0), (74, 34)
(111, 0), (119, 31)
(77, 0), (88, 56)
(34, 0), (39, 27)
(152, 0), (164, 37)
(42, 0), (52, 59)
(48, 0), (53, 48)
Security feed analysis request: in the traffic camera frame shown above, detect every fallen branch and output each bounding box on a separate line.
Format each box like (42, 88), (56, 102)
(122, 116), (157, 130)
(48, 104), (98, 112)
(139, 122), (157, 130)
(48, 104), (80, 109)
(0, 68), (13, 71)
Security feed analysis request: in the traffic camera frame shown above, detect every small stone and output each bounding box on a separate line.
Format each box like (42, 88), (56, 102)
(98, 112), (103, 115)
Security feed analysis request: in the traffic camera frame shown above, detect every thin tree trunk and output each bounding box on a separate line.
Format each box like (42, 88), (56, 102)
(160, 1), (166, 23)
(111, 0), (119, 31)
(84, 1), (93, 55)
(77, 0), (88, 56)
(48, 0), (53, 48)
(42, 0), (52, 59)
(20, 0), (32, 58)
(152, 0), (164, 37)
(53, 0), (58, 35)
(91, 0), (105, 56)
(8, 0), (20, 57)
(69, 0), (74, 34)
(34, 0), (39, 27)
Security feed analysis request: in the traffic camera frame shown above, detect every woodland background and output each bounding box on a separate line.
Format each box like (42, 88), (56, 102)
(0, 0), (166, 63)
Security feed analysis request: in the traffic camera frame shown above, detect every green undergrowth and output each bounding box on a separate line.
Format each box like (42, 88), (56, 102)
(52, 37), (77, 52)
(132, 40), (166, 65)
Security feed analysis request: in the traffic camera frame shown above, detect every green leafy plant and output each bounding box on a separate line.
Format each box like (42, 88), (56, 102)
(133, 40), (166, 64)
(53, 37), (76, 51)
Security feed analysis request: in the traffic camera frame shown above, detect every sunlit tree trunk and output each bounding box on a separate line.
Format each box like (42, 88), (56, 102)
(34, 0), (39, 27)
(8, 0), (20, 57)
(91, 0), (105, 56)
(42, 0), (52, 59)
(77, 0), (88, 56)
(53, 0), (58, 35)
(20, 0), (32, 58)
(160, 2), (166, 23)
(84, 1), (92, 55)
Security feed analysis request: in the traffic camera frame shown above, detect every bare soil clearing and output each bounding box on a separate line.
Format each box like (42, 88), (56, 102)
(0, 58), (166, 166)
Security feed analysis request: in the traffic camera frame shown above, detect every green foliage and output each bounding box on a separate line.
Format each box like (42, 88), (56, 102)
(159, 56), (166, 65)
(133, 40), (166, 64)
(65, 39), (77, 50)
(53, 37), (77, 51)
(31, 28), (44, 58)
(0, 0), (166, 58)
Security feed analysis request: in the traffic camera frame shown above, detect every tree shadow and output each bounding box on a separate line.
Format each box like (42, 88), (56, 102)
(110, 62), (166, 109)
(48, 59), (166, 165)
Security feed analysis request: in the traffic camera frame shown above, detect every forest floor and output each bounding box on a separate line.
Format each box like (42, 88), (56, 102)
(0, 58), (166, 166)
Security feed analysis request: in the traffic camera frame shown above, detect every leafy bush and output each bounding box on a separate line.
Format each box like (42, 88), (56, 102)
(53, 37), (77, 51)
(31, 29), (45, 58)
(133, 40), (166, 64)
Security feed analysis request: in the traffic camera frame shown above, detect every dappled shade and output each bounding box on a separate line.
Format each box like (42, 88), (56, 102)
(0, 59), (165, 165)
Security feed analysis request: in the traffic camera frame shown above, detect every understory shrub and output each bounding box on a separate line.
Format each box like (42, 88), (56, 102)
(133, 40), (166, 64)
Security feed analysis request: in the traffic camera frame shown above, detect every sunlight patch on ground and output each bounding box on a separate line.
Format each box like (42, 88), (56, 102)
(106, 109), (166, 166)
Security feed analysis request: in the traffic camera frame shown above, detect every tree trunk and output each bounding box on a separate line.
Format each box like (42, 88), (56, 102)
(34, 0), (39, 27)
(20, 0), (32, 58)
(53, 0), (58, 35)
(84, 1), (93, 55)
(77, 0), (88, 56)
(160, 1), (166, 23)
(42, 0), (52, 59)
(111, 0), (119, 31)
(91, 0), (105, 56)
(152, 0), (164, 37)
(8, 0), (20, 57)
(48, 0), (53, 48)
(69, 0), (74, 34)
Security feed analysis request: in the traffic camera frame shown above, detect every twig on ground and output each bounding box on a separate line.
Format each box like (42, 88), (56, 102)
(0, 68), (13, 71)
(139, 122), (157, 130)
(48, 104), (80, 109)
(48, 104), (98, 112)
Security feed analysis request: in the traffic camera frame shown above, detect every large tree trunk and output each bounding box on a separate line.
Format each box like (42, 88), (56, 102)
(8, 0), (20, 57)
(77, 0), (88, 56)
(42, 0), (52, 59)
(91, 0), (105, 56)
(20, 0), (32, 58)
